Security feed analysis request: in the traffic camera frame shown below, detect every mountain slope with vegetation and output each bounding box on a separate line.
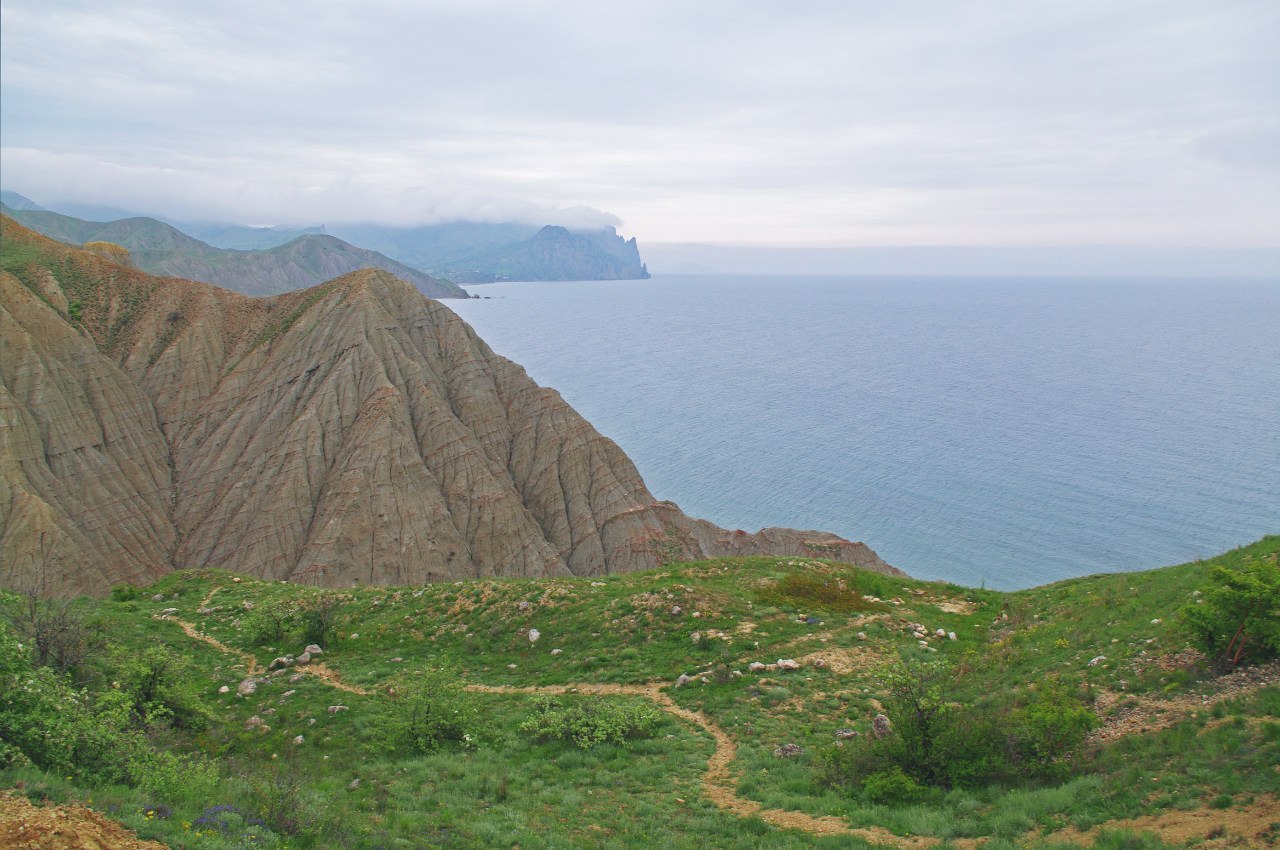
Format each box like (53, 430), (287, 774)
(1, 217), (890, 596)
(0, 205), (465, 298)
(2, 538), (1276, 848)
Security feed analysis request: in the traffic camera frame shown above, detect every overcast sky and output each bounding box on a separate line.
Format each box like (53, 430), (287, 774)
(2, 0), (1278, 249)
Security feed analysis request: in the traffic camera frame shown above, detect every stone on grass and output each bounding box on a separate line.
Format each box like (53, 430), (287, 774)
(297, 652), (312, 664)
(305, 645), (324, 655)
(528, 628), (541, 643)
(550, 648), (562, 656)
(835, 729), (859, 740)
(872, 714), (893, 738)
(237, 678), (258, 697)
(856, 632), (867, 641)
(293, 735), (304, 745)
(1088, 655), (1107, 667)
(773, 743), (805, 758)
(151, 593), (165, 602)
(776, 658), (801, 671)
(811, 658), (827, 669)
(676, 673), (691, 687)
(289, 672), (305, 683)
(161, 608), (178, 616)
(218, 685), (230, 694)
(348, 779), (360, 790)
(328, 705), (348, 713)
(748, 662), (766, 673)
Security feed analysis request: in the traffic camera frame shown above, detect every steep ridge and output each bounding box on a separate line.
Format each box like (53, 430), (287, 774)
(0, 205), (465, 299)
(0, 217), (897, 595)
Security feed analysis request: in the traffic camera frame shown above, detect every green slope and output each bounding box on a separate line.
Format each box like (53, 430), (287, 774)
(3, 540), (1277, 848)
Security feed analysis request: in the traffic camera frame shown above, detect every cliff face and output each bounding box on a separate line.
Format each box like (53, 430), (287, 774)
(0, 218), (897, 596)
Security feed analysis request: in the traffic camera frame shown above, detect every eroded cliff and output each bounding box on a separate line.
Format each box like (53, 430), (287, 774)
(1, 217), (898, 595)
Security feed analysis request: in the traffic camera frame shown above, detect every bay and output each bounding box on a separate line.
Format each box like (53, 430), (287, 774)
(446, 274), (1280, 589)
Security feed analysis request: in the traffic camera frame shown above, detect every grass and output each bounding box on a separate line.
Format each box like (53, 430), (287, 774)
(3, 538), (1278, 848)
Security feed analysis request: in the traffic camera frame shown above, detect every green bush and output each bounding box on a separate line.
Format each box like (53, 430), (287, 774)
(108, 644), (214, 730)
(110, 584), (143, 602)
(1182, 556), (1280, 669)
(820, 657), (1097, 793)
(243, 599), (300, 646)
(519, 694), (661, 749)
(862, 766), (927, 804)
(379, 671), (482, 753)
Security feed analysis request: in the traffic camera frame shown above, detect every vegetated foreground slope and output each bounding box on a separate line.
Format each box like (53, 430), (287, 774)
(0, 204), (466, 299)
(2, 541), (1277, 849)
(0, 217), (893, 596)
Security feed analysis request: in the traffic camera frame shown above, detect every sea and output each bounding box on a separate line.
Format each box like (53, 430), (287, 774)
(445, 274), (1280, 590)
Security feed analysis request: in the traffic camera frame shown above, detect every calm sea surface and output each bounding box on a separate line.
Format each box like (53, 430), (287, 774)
(446, 274), (1279, 589)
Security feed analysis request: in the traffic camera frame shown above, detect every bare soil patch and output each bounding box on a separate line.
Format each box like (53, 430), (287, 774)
(0, 793), (168, 850)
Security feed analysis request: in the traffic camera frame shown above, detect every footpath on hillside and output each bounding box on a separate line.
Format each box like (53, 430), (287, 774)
(153, 592), (1279, 849)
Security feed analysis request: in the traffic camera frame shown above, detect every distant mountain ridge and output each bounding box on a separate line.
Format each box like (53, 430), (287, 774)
(0, 191), (652, 283)
(0, 203), (465, 299)
(0, 217), (893, 596)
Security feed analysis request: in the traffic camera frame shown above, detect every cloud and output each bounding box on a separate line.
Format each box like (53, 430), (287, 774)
(2, 0), (1277, 245)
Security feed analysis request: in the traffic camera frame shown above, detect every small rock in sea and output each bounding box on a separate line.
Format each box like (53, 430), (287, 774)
(528, 628), (541, 643)
(856, 632), (868, 641)
(748, 662), (766, 672)
(348, 779), (360, 791)
(872, 714), (893, 738)
(1088, 655), (1107, 667)
(237, 679), (258, 697)
(293, 735), (304, 745)
(835, 729), (859, 739)
(773, 743), (805, 758)
(550, 648), (563, 656)
(151, 593), (165, 602)
(305, 644), (324, 655)
(218, 685), (230, 694)
(676, 673), (691, 686)
(328, 705), (348, 714)
(690, 631), (702, 643)
(777, 659), (801, 671)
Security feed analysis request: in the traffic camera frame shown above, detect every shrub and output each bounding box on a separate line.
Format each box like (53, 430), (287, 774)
(108, 644), (214, 730)
(110, 584), (143, 602)
(862, 766), (927, 804)
(754, 573), (878, 612)
(1182, 557), (1280, 669)
(243, 599), (300, 646)
(519, 694), (661, 749)
(380, 671), (482, 753)
(820, 657), (1097, 794)
(299, 593), (342, 649)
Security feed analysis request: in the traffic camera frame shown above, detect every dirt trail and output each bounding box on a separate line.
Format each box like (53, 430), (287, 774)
(156, 589), (1277, 849)
(465, 681), (931, 846)
(157, 615), (260, 676)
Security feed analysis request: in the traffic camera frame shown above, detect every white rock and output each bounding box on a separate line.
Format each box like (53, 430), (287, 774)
(328, 705), (348, 713)
(218, 685), (230, 693)
(748, 661), (766, 672)
(676, 673), (691, 686)
(1088, 655), (1107, 667)
(293, 735), (304, 745)
(690, 631), (702, 643)
(305, 645), (324, 655)
(856, 632), (868, 641)
(282, 690), (296, 698)
(161, 608), (178, 616)
(528, 628), (541, 643)
(948, 632), (957, 641)
(935, 629), (947, 638)
(296, 652), (311, 664)
(550, 648), (563, 656)
(776, 658), (801, 671)
(237, 678), (258, 697)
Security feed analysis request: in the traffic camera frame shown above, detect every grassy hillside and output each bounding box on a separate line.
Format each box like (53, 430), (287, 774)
(3, 540), (1277, 848)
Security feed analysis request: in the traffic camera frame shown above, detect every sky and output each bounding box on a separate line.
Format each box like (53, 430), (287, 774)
(1, 0), (1278, 254)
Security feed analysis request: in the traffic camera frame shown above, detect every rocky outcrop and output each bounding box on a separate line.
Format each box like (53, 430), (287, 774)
(0, 217), (898, 596)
